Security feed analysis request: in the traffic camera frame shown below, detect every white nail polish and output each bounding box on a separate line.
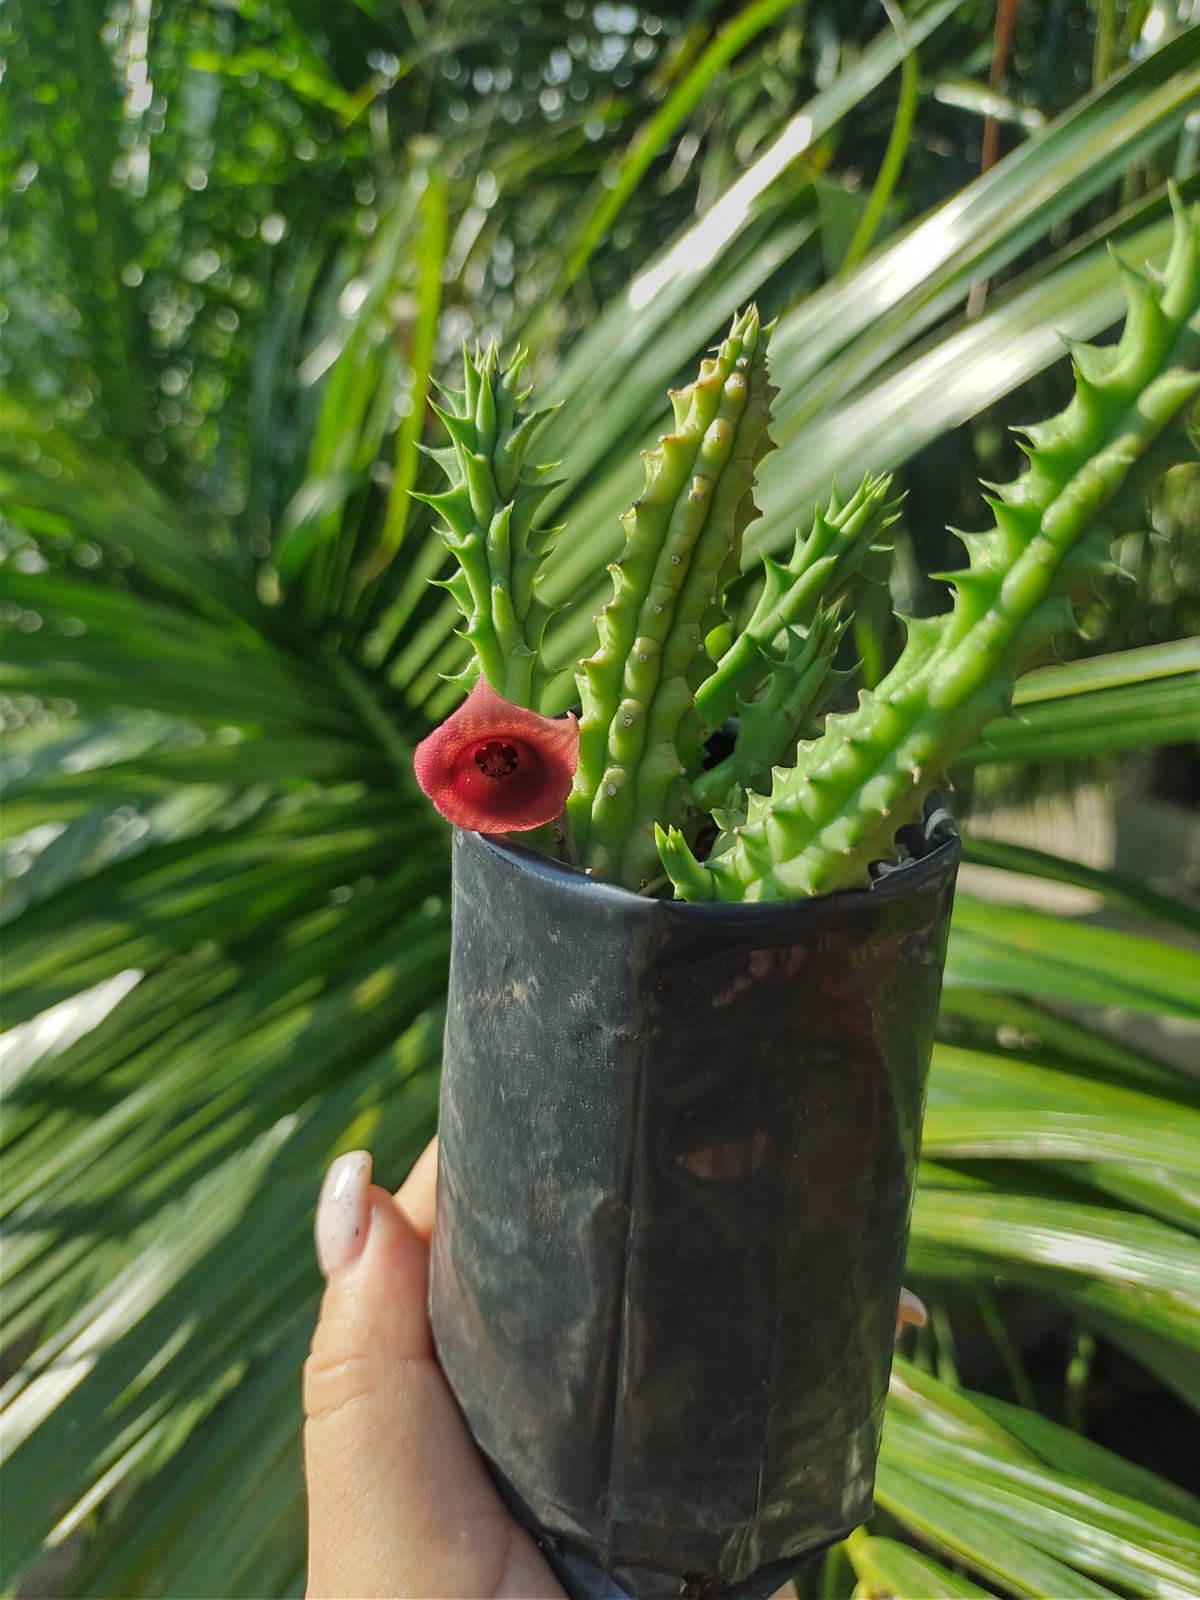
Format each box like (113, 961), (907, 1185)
(315, 1150), (372, 1276)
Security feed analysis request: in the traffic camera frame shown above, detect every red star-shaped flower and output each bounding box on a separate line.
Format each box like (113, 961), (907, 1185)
(414, 676), (579, 833)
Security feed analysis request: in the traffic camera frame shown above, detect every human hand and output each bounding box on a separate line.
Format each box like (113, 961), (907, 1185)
(302, 1140), (926, 1599)
(303, 1139), (563, 1599)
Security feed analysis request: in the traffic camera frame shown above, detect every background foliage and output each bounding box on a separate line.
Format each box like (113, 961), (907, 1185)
(2, 0), (1199, 1595)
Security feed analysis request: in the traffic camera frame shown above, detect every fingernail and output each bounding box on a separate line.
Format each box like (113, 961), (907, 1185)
(895, 1287), (928, 1336)
(315, 1150), (372, 1276)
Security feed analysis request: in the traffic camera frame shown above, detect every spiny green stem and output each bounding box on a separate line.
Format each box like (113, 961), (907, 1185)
(569, 306), (776, 887)
(694, 471), (898, 733)
(660, 197), (1200, 902)
(414, 344), (560, 708)
(691, 607), (846, 809)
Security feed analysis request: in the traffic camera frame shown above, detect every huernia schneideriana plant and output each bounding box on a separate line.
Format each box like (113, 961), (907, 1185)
(414, 197), (1200, 899)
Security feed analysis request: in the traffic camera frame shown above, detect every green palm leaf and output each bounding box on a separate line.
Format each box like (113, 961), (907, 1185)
(3, 9), (1199, 1594)
(877, 1360), (1200, 1598)
(390, 29), (1200, 703)
(960, 638), (1200, 765)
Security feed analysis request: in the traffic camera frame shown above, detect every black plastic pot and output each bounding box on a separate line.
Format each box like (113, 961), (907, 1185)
(429, 805), (960, 1599)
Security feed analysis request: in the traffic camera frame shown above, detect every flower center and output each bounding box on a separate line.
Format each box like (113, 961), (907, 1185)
(474, 740), (520, 780)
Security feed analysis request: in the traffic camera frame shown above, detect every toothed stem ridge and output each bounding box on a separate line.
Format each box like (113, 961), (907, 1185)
(662, 200), (1200, 902)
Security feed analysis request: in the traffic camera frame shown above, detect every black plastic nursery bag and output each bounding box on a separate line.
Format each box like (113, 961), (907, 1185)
(429, 806), (960, 1599)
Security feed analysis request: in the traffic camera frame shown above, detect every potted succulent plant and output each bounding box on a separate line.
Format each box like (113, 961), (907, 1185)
(413, 199), (1200, 1599)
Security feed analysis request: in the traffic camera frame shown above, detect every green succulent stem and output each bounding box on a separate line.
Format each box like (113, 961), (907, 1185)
(569, 306), (777, 887)
(415, 344), (560, 708)
(694, 471), (899, 734)
(691, 607), (846, 809)
(660, 197), (1200, 902)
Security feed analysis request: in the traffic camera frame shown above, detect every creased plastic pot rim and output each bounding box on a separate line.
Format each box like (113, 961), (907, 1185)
(473, 800), (959, 919)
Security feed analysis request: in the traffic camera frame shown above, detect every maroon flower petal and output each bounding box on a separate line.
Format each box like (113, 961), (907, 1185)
(414, 677), (579, 833)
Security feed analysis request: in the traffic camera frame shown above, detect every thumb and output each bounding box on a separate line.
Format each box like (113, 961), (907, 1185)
(303, 1151), (560, 1600)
